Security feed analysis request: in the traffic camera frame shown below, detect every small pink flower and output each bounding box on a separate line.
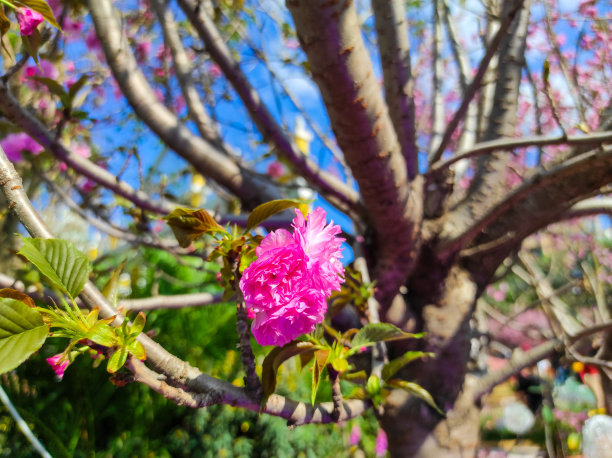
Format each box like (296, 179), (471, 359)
(349, 424), (361, 446)
(46, 354), (69, 380)
(16, 7), (44, 36)
(375, 429), (388, 457)
(266, 161), (284, 178)
(1, 133), (43, 162)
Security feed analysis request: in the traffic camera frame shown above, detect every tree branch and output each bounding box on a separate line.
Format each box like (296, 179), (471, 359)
(287, 0), (423, 309)
(176, 0), (360, 213)
(0, 147), (370, 425)
(430, 130), (612, 173)
(372, 0), (418, 178)
(86, 0), (279, 210)
(120, 292), (225, 312)
(150, 0), (223, 144)
(429, 0), (525, 164)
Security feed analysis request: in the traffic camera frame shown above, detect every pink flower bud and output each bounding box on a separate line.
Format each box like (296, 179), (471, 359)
(46, 353), (69, 380)
(16, 7), (44, 36)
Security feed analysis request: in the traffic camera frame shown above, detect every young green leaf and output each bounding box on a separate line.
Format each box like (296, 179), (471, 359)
(386, 379), (444, 415)
(127, 340), (146, 361)
(0, 288), (35, 308)
(382, 351), (433, 382)
(246, 199), (301, 231)
(164, 207), (226, 247)
(261, 341), (316, 405)
(311, 349), (329, 405)
(0, 297), (48, 374)
(29, 76), (67, 98)
(101, 259), (127, 308)
(107, 346), (129, 373)
(18, 237), (91, 300)
(350, 322), (420, 350)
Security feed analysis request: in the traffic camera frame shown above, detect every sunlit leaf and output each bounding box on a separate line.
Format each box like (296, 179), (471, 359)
(382, 351), (433, 382)
(107, 346), (128, 373)
(0, 297), (48, 374)
(386, 379), (444, 415)
(261, 341), (315, 405)
(18, 237), (91, 300)
(311, 349), (329, 405)
(16, 0), (61, 29)
(0, 288), (35, 308)
(246, 199), (301, 231)
(164, 207), (226, 247)
(351, 323), (422, 351)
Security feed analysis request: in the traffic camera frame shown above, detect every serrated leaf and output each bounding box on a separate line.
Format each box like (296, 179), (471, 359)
(18, 237), (91, 300)
(311, 349), (329, 405)
(107, 346), (128, 373)
(30, 76), (66, 97)
(0, 288), (35, 308)
(16, 0), (61, 29)
(0, 297), (48, 374)
(164, 207), (225, 247)
(246, 199), (301, 231)
(386, 379), (444, 415)
(382, 351), (433, 382)
(351, 323), (420, 351)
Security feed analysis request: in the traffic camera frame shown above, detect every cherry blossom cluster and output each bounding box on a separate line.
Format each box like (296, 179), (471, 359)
(240, 208), (344, 346)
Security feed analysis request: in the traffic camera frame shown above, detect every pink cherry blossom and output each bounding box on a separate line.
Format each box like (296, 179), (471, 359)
(266, 161), (284, 178)
(16, 7), (44, 36)
(375, 429), (388, 457)
(1, 133), (44, 162)
(240, 208), (344, 346)
(349, 424), (361, 446)
(46, 353), (69, 380)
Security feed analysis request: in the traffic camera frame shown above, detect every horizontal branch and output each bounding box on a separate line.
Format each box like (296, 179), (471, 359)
(431, 131), (612, 173)
(120, 292), (225, 312)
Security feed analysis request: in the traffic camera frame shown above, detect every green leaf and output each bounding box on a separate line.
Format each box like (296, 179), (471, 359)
(130, 312), (146, 335)
(127, 340), (146, 361)
(101, 259), (127, 308)
(261, 341), (315, 404)
(246, 199), (301, 231)
(0, 288), (35, 308)
(85, 321), (117, 347)
(67, 74), (89, 100)
(164, 207), (226, 248)
(386, 379), (444, 415)
(107, 346), (128, 373)
(0, 297), (48, 374)
(15, 0), (61, 29)
(382, 351), (433, 382)
(30, 76), (66, 98)
(18, 237), (91, 300)
(351, 323), (419, 350)
(311, 349), (329, 405)
(21, 27), (41, 63)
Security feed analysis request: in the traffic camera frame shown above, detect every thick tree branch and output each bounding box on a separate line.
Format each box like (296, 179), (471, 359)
(448, 145), (612, 283)
(287, 0), (423, 309)
(86, 0), (279, 210)
(372, 0), (418, 178)
(0, 148), (370, 425)
(176, 0), (360, 213)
